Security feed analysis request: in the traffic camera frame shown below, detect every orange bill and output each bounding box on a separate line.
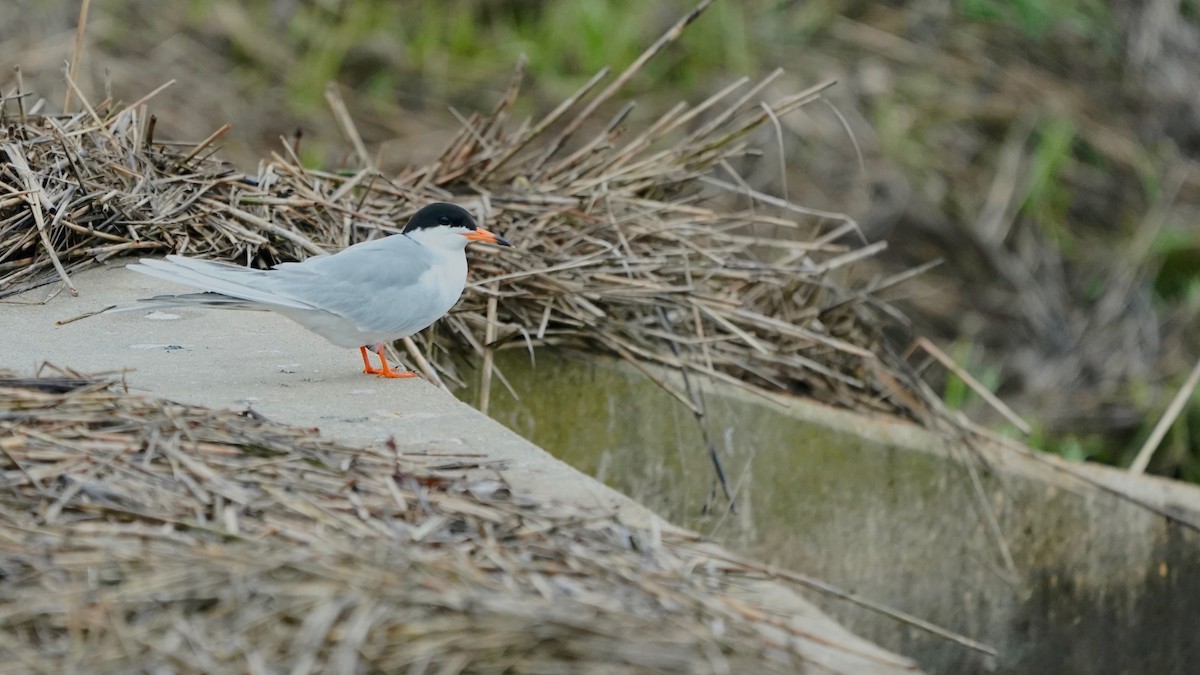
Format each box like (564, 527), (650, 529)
(464, 228), (511, 247)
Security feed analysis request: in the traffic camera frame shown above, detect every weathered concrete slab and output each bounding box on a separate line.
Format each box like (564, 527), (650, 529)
(463, 349), (1200, 674)
(1, 261), (922, 674)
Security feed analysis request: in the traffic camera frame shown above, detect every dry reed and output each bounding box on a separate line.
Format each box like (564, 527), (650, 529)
(0, 9), (935, 425)
(0, 368), (926, 673)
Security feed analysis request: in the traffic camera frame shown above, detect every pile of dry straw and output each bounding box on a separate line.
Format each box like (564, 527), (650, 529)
(0, 4), (936, 423)
(0, 368), (924, 672)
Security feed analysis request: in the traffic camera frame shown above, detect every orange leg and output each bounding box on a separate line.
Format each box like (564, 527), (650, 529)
(361, 343), (418, 379)
(360, 346), (383, 375)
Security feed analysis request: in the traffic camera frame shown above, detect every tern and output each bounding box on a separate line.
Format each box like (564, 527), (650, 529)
(126, 202), (510, 378)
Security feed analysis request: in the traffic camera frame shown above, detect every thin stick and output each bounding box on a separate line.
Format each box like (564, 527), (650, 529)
(700, 175), (859, 229)
(325, 83), (372, 169)
(760, 101), (789, 203)
(63, 0), (92, 113)
(56, 305), (117, 326)
(654, 306), (736, 511)
(819, 96), (867, 180)
(110, 79), (176, 124)
(479, 285), (499, 414)
(144, 114), (157, 150)
(14, 66), (27, 128)
(181, 123), (232, 165)
(400, 337), (445, 390)
(1129, 354), (1200, 474)
(961, 445), (1019, 582)
(62, 68), (117, 147)
(916, 337), (1031, 435)
(682, 545), (999, 657)
(480, 66), (610, 180)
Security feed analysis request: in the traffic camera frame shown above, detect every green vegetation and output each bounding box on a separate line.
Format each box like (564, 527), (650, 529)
(960, 0), (1116, 44)
(188, 0), (767, 113)
(1153, 229), (1200, 303)
(1022, 117), (1078, 250)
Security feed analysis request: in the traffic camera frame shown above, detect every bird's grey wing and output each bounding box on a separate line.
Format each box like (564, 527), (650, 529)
(265, 235), (438, 333)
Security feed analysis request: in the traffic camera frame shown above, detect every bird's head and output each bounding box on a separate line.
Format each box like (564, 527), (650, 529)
(402, 203), (511, 251)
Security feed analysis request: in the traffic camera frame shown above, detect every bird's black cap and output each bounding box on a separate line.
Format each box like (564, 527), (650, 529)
(402, 202), (511, 247)
(402, 203), (478, 234)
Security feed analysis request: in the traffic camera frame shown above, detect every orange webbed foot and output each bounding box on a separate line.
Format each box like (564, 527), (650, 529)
(360, 344), (419, 379)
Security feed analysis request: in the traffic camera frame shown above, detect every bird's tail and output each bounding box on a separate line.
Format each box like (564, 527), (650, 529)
(120, 256), (313, 312)
(106, 291), (269, 314)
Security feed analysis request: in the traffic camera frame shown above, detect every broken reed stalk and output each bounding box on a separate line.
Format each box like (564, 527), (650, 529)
(62, 0), (91, 114)
(908, 337), (1031, 435)
(479, 283), (500, 414)
(1129, 354), (1200, 474)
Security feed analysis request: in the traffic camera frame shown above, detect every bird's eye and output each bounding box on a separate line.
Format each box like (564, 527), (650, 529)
(438, 216), (451, 226)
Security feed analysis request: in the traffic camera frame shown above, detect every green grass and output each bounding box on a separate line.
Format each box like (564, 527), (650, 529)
(959, 0), (1114, 42)
(188, 0), (768, 113)
(1030, 429), (1110, 463)
(1022, 116), (1078, 251)
(1152, 229), (1200, 303)
(285, 1), (399, 109)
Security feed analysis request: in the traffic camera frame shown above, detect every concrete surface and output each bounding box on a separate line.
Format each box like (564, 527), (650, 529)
(1, 261), (922, 675)
(463, 349), (1200, 674)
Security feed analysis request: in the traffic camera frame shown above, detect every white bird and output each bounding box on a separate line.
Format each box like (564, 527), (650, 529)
(125, 202), (510, 378)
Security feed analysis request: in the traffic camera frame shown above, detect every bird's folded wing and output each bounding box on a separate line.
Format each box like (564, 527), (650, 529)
(126, 256), (317, 311)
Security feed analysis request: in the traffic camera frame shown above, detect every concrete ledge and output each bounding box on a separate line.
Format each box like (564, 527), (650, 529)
(459, 349), (1200, 673)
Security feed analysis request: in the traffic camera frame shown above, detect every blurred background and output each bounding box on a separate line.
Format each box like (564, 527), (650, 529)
(3, 0), (1199, 480)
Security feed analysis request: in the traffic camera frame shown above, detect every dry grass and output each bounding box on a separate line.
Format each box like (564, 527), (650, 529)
(0, 367), (930, 673)
(0, 6), (937, 428)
